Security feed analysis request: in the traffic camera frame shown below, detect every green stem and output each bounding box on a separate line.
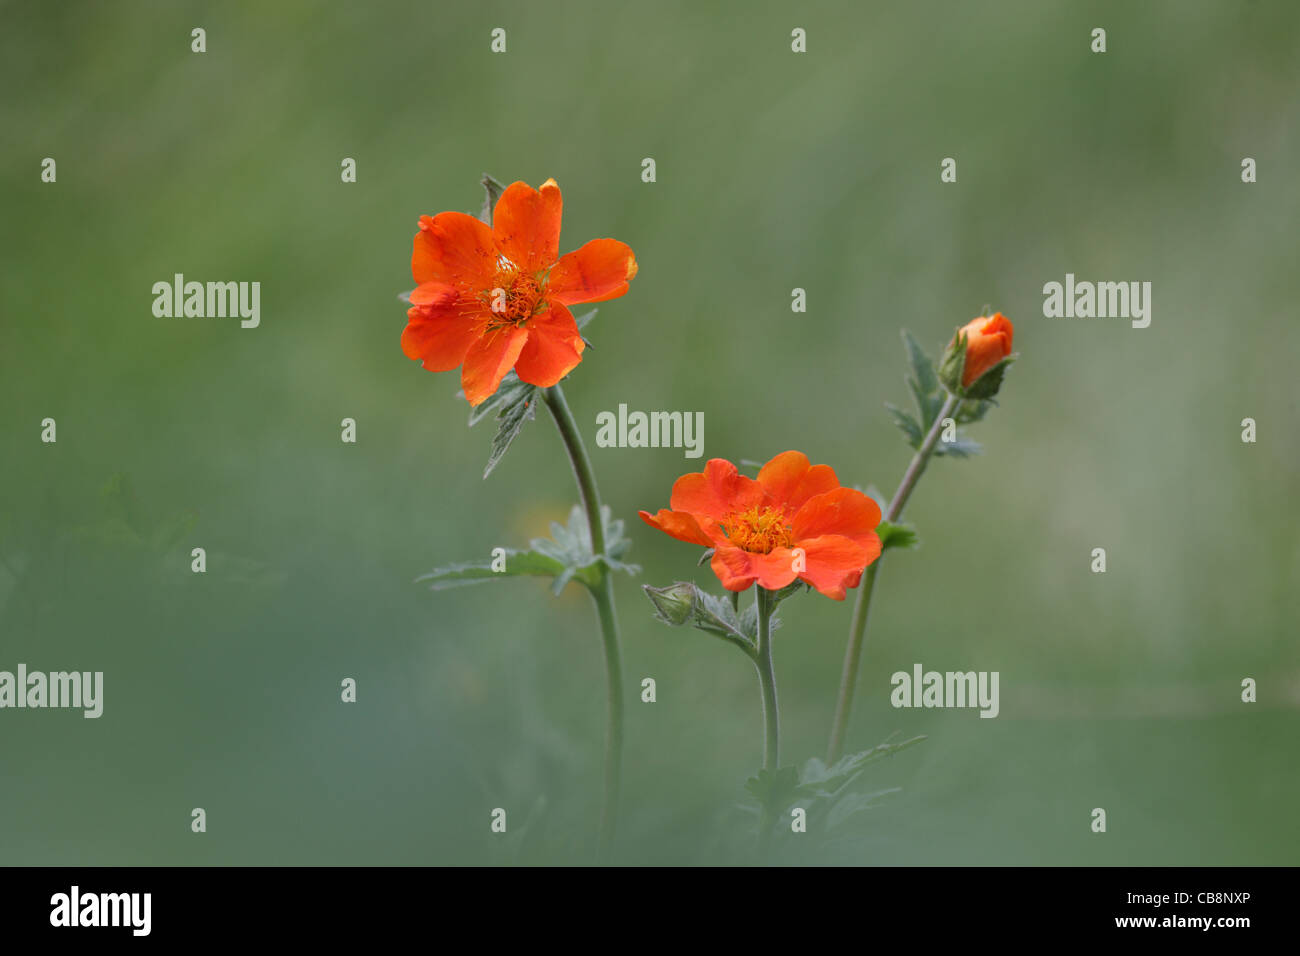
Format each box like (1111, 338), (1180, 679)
(542, 383), (624, 862)
(754, 586), (780, 854)
(755, 587), (780, 771)
(826, 391), (959, 762)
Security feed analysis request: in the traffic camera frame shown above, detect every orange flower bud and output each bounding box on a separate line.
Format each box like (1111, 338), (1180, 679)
(954, 313), (1014, 387)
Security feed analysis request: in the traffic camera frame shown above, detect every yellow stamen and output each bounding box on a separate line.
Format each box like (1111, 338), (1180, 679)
(721, 505), (795, 554)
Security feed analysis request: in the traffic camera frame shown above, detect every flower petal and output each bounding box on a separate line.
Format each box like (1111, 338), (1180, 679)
(513, 302), (585, 387)
(638, 509), (715, 547)
(460, 325), (528, 407)
(492, 179), (563, 274)
(409, 281), (459, 308)
(757, 451), (841, 510)
(412, 212), (497, 288)
(958, 313), (1014, 386)
(547, 238), (638, 306)
(793, 534), (877, 601)
(710, 547), (759, 593)
(710, 547), (797, 592)
(669, 459), (766, 525)
(401, 305), (480, 372)
(792, 487), (882, 550)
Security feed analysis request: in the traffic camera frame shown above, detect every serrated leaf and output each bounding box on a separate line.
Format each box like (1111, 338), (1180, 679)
(902, 329), (939, 398)
(877, 519), (919, 551)
(884, 402), (923, 450)
(743, 766), (800, 811)
(474, 374), (542, 479)
(796, 735), (927, 799)
(901, 329), (943, 426)
(416, 550), (568, 590)
(933, 436), (982, 458)
(419, 503), (637, 596)
(467, 371), (532, 426)
(531, 504), (640, 588)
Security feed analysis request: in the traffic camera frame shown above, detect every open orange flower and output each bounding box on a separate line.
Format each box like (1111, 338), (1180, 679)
(402, 179), (638, 406)
(639, 452), (883, 600)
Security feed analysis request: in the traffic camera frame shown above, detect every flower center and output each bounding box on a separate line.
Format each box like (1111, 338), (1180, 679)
(721, 505), (795, 554)
(482, 262), (545, 328)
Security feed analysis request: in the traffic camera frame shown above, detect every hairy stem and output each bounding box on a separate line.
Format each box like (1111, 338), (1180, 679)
(827, 391), (960, 762)
(754, 586), (781, 854)
(542, 384), (625, 862)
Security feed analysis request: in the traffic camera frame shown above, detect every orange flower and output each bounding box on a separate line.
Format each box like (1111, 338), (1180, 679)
(955, 313), (1014, 387)
(402, 179), (638, 406)
(639, 452), (883, 600)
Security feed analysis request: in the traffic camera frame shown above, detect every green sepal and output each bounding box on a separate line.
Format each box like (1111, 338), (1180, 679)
(478, 173), (505, 224)
(961, 354), (1015, 401)
(876, 519), (919, 552)
(938, 330), (968, 395)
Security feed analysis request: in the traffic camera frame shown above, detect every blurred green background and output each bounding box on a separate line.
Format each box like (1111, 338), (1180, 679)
(2, 0), (1297, 865)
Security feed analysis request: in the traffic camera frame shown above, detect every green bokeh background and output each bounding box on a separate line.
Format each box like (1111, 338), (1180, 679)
(2, 0), (1297, 865)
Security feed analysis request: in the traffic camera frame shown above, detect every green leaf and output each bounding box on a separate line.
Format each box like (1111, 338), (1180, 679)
(884, 402), (923, 450)
(419, 503), (637, 596)
(795, 735), (927, 799)
(416, 550), (567, 590)
(532, 504), (640, 588)
(876, 519), (919, 552)
(642, 581), (755, 657)
(933, 435), (982, 458)
(465, 371), (542, 479)
(902, 329), (939, 399)
(901, 329), (943, 426)
(742, 736), (926, 838)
